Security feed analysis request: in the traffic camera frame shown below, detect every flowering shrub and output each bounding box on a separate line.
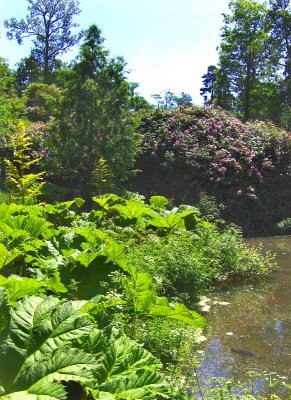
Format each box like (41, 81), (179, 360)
(138, 106), (291, 198)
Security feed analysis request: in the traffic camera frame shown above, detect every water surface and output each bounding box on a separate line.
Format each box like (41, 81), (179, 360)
(196, 235), (291, 393)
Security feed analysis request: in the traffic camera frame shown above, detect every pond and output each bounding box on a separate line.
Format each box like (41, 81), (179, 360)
(195, 235), (291, 396)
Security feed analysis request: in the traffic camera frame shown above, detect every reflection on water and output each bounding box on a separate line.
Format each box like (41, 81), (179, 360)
(196, 235), (291, 394)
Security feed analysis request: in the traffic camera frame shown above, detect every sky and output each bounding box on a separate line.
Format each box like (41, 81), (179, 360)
(0, 0), (231, 104)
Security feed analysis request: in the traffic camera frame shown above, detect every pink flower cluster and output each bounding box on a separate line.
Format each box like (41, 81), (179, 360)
(140, 106), (291, 197)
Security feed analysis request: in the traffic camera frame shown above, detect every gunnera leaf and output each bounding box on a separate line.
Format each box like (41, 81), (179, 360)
(0, 288), (9, 333)
(0, 296), (96, 398)
(78, 331), (169, 399)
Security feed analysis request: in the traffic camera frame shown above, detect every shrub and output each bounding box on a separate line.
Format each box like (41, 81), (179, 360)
(137, 106), (290, 198)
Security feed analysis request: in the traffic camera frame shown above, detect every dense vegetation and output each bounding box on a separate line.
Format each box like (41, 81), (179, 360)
(201, 0), (291, 130)
(0, 0), (290, 398)
(131, 106), (291, 236)
(0, 192), (276, 399)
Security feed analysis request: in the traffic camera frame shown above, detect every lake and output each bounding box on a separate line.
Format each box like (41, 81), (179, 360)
(195, 235), (291, 397)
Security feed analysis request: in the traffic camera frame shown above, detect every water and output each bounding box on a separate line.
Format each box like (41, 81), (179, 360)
(196, 235), (291, 395)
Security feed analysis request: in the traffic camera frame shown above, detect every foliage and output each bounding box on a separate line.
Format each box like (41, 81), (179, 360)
(4, 0), (82, 83)
(151, 89), (192, 109)
(200, 65), (218, 104)
(0, 192), (278, 399)
(4, 123), (45, 204)
(215, 0), (277, 121)
(0, 293), (168, 399)
(0, 58), (25, 145)
(0, 192), (11, 205)
(91, 157), (115, 195)
(277, 217), (291, 233)
(136, 106), (290, 198)
(24, 83), (63, 122)
(267, 0), (291, 110)
(43, 25), (141, 191)
(90, 194), (272, 303)
(203, 0), (291, 128)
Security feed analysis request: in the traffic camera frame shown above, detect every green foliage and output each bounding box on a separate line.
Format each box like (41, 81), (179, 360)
(206, 0), (291, 128)
(0, 194), (277, 399)
(200, 65), (218, 104)
(215, 0), (276, 121)
(0, 275), (44, 305)
(4, 0), (82, 83)
(0, 58), (25, 144)
(0, 192), (11, 205)
(149, 196), (169, 210)
(267, 0), (291, 127)
(0, 295), (95, 398)
(277, 217), (291, 234)
(124, 271), (205, 327)
(151, 90), (192, 109)
(196, 192), (225, 221)
(24, 83), (63, 122)
(91, 157), (114, 195)
(0, 295), (168, 399)
(137, 106), (290, 196)
(88, 193), (272, 303)
(44, 25), (141, 192)
(134, 105), (291, 235)
(4, 124), (45, 204)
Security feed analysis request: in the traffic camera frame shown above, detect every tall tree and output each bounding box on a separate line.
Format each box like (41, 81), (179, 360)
(44, 25), (141, 192)
(215, 0), (278, 121)
(4, 0), (82, 83)
(267, 0), (291, 128)
(268, 0), (291, 93)
(200, 65), (218, 104)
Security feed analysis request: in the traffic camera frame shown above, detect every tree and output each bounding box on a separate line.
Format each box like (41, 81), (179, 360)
(267, 0), (291, 128)
(151, 90), (192, 109)
(268, 1), (291, 93)
(24, 82), (63, 122)
(128, 83), (153, 111)
(0, 58), (25, 145)
(200, 65), (218, 104)
(4, 0), (82, 83)
(215, 0), (278, 121)
(13, 52), (45, 94)
(44, 25), (141, 193)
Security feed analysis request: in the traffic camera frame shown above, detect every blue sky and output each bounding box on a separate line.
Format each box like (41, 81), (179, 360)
(0, 0), (231, 104)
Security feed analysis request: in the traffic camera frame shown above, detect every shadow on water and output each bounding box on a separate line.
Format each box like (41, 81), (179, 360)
(195, 235), (291, 397)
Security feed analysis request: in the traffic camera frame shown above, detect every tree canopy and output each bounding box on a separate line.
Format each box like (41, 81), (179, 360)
(201, 0), (291, 129)
(4, 0), (82, 83)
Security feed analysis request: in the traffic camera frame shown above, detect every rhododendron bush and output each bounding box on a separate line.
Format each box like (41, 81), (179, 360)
(138, 106), (290, 198)
(133, 106), (290, 235)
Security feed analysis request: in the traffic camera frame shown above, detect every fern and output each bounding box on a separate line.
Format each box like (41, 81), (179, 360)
(4, 123), (45, 204)
(91, 157), (114, 195)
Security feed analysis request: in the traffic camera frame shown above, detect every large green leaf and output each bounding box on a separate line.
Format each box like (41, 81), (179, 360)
(79, 331), (168, 400)
(147, 212), (182, 231)
(43, 198), (85, 226)
(149, 298), (205, 328)
(0, 288), (9, 333)
(0, 244), (20, 269)
(0, 296), (95, 397)
(3, 216), (52, 239)
(129, 272), (156, 314)
(126, 273), (205, 328)
(0, 276), (44, 305)
(149, 196), (169, 210)
(112, 201), (152, 223)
